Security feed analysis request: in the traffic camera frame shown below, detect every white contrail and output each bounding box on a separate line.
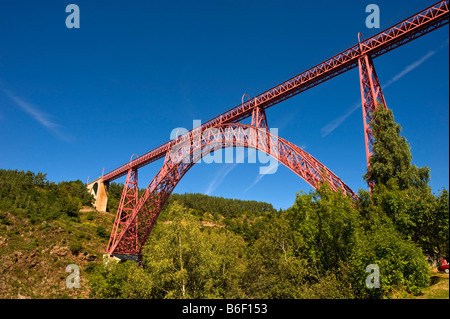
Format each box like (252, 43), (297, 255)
(321, 103), (361, 137)
(205, 162), (239, 195)
(3, 89), (74, 142)
(244, 164), (278, 193)
(381, 50), (436, 89)
(321, 48), (441, 137)
(244, 173), (265, 193)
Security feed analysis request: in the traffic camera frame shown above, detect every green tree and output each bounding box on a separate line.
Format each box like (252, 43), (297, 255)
(350, 223), (430, 298)
(0, 169), (94, 223)
(242, 213), (311, 298)
(363, 106), (430, 190)
(431, 189), (449, 260)
(363, 106), (448, 261)
(142, 202), (245, 299)
(242, 185), (360, 299)
(287, 184), (361, 274)
(105, 182), (124, 213)
(88, 261), (153, 298)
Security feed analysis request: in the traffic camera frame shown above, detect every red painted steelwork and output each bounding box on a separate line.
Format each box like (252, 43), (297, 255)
(107, 123), (358, 256)
(101, 0), (449, 183)
(358, 54), (388, 191)
(106, 168), (139, 255)
(102, 1), (449, 258)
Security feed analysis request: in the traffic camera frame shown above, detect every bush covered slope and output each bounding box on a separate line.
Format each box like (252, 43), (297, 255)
(0, 106), (448, 299)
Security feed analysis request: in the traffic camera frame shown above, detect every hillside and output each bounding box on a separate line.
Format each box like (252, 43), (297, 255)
(0, 169), (276, 298)
(0, 207), (113, 298)
(0, 165), (448, 299)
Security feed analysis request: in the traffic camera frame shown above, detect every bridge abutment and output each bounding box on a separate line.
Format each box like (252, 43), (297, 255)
(86, 178), (109, 212)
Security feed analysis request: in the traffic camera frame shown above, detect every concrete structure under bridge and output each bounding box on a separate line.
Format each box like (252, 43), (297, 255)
(86, 178), (109, 212)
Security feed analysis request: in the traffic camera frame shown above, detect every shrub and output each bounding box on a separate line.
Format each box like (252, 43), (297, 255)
(69, 241), (83, 255)
(96, 226), (109, 239)
(351, 224), (430, 298)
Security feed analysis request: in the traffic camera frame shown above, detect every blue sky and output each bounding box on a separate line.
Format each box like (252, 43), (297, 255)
(0, 0), (448, 209)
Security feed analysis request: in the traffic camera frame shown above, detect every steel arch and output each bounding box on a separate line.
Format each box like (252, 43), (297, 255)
(107, 123), (357, 256)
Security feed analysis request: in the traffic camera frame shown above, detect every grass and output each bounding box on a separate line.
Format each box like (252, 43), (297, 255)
(409, 269), (449, 299)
